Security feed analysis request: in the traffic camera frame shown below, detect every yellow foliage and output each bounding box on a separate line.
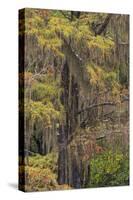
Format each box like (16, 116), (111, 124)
(49, 17), (74, 38)
(87, 65), (106, 88)
(25, 100), (62, 127)
(88, 35), (114, 52)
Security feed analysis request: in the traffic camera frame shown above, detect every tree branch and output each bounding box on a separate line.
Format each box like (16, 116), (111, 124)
(93, 14), (112, 36)
(60, 11), (71, 21)
(77, 102), (116, 115)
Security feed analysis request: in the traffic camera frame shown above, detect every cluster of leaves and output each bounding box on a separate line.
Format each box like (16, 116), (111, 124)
(31, 74), (63, 106)
(86, 64), (121, 102)
(24, 9), (64, 58)
(23, 9), (115, 62)
(87, 65), (118, 87)
(24, 72), (64, 128)
(19, 153), (71, 192)
(88, 35), (114, 52)
(25, 166), (57, 191)
(89, 151), (129, 187)
(25, 100), (61, 127)
(29, 153), (58, 173)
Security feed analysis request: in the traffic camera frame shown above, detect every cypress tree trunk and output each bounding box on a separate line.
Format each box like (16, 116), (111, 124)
(57, 60), (82, 188)
(57, 125), (67, 184)
(58, 61), (69, 184)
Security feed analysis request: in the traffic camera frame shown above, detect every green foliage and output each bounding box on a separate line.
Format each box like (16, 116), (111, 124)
(23, 9), (115, 60)
(87, 65), (106, 87)
(87, 65), (118, 87)
(86, 64), (121, 101)
(25, 100), (62, 127)
(89, 151), (129, 187)
(24, 9), (64, 58)
(31, 74), (63, 107)
(24, 165), (71, 191)
(49, 16), (74, 39)
(29, 153), (58, 173)
(25, 72), (64, 127)
(19, 153), (71, 192)
(88, 35), (114, 52)
(25, 166), (57, 191)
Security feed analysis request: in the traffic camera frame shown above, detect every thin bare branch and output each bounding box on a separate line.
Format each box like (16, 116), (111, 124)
(77, 102), (116, 115)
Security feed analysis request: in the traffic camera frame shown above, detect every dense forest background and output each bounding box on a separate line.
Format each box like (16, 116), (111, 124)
(19, 9), (129, 192)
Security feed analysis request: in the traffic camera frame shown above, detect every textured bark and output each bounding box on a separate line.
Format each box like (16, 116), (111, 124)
(57, 125), (67, 184)
(58, 61), (69, 184)
(95, 14), (112, 35)
(57, 60), (80, 186)
(71, 156), (81, 188)
(57, 59), (83, 187)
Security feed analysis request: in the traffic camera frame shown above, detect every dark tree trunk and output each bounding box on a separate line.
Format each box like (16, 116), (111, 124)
(57, 60), (82, 188)
(71, 156), (81, 188)
(57, 125), (67, 184)
(58, 61), (70, 184)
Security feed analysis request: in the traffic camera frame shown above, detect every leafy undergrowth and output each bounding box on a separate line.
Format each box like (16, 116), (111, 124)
(25, 166), (70, 192)
(19, 153), (71, 192)
(89, 151), (129, 187)
(28, 153), (58, 173)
